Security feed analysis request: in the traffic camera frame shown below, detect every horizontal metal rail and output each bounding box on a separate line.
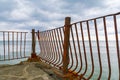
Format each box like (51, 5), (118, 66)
(37, 12), (120, 80)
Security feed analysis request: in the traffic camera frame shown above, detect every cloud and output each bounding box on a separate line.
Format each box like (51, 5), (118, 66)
(9, 0), (34, 21)
(0, 0), (120, 33)
(0, 21), (26, 31)
(104, 0), (120, 8)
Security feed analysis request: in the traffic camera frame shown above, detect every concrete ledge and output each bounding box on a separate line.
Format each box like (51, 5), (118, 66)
(0, 61), (61, 80)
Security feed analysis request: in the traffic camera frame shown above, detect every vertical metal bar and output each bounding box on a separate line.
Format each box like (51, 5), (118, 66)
(8, 32), (10, 60)
(31, 29), (37, 58)
(39, 32), (44, 60)
(45, 31), (51, 63)
(43, 32), (48, 62)
(46, 31), (51, 63)
(56, 28), (63, 67)
(53, 29), (59, 66)
(44, 31), (50, 63)
(50, 30), (56, 65)
(3, 32), (5, 60)
(74, 23), (83, 73)
(54, 29), (61, 67)
(16, 32), (18, 59)
(24, 33), (26, 57)
(41, 32), (45, 61)
(43, 32), (47, 61)
(86, 21), (94, 79)
(63, 27), (74, 70)
(47, 30), (52, 64)
(70, 26), (78, 72)
(12, 32), (14, 59)
(37, 31), (41, 54)
(39, 32), (43, 58)
(113, 15), (120, 79)
(20, 32), (22, 58)
(61, 27), (66, 66)
(51, 30), (58, 66)
(94, 19), (102, 79)
(80, 22), (88, 76)
(103, 17), (111, 79)
(47, 31), (53, 64)
(37, 31), (43, 61)
(47, 30), (53, 64)
(48, 31), (54, 64)
(63, 17), (71, 78)
(43, 31), (48, 62)
(37, 31), (43, 58)
(59, 28), (64, 55)
(0, 54), (2, 61)
(32, 29), (35, 54)
(37, 31), (41, 53)
(48, 30), (54, 64)
(42, 32), (47, 62)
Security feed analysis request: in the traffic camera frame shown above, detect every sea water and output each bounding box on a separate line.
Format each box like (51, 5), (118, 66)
(0, 40), (119, 79)
(68, 41), (119, 80)
(0, 41), (40, 64)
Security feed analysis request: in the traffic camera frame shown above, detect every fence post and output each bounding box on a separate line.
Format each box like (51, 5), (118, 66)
(63, 17), (71, 79)
(31, 29), (37, 58)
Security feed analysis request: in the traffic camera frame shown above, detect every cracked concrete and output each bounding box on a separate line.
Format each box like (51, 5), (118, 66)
(0, 61), (61, 80)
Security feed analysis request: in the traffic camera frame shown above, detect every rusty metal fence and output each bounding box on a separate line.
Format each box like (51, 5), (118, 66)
(37, 27), (64, 67)
(0, 31), (29, 61)
(37, 12), (120, 80)
(0, 12), (120, 79)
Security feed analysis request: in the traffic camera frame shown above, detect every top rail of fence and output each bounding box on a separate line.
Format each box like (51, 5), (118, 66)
(39, 12), (120, 32)
(71, 11), (120, 24)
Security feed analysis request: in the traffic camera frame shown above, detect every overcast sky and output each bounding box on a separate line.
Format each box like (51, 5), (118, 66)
(0, 0), (120, 32)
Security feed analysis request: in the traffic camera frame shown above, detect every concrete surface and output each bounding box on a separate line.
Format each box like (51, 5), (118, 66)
(0, 61), (62, 80)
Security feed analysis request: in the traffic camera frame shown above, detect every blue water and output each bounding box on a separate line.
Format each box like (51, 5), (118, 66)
(68, 41), (119, 80)
(0, 41), (40, 64)
(0, 40), (119, 79)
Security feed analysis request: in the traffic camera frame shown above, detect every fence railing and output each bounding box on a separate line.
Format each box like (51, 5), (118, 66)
(37, 12), (120, 80)
(0, 31), (29, 61)
(0, 12), (120, 80)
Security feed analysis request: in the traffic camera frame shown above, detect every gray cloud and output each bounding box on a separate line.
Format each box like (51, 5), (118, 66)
(0, 0), (120, 33)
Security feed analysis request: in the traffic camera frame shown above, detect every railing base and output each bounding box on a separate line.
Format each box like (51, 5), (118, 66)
(53, 69), (80, 80)
(31, 53), (37, 58)
(27, 53), (41, 62)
